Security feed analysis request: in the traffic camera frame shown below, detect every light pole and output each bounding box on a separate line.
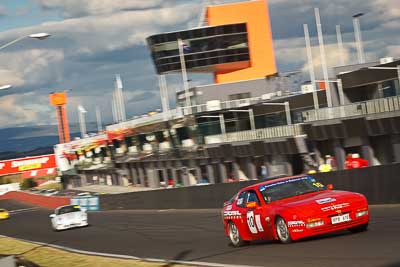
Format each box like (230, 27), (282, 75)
(314, 8), (332, 108)
(336, 25), (345, 66)
(229, 109), (256, 131)
(0, 33), (51, 51)
(78, 105), (87, 138)
(303, 24), (319, 110)
(200, 114), (226, 135)
(353, 13), (365, 64)
(0, 84), (12, 91)
(262, 102), (292, 125)
(177, 38), (191, 110)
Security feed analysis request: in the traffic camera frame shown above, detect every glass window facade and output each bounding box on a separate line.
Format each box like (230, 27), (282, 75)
(147, 23), (250, 74)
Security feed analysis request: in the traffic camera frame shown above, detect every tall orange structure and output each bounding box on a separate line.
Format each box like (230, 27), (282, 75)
(206, 0), (277, 83)
(147, 0), (277, 85)
(50, 92), (71, 144)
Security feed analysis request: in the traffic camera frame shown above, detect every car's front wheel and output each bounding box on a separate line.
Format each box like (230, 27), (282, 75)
(275, 216), (292, 243)
(349, 223), (368, 233)
(228, 221), (246, 247)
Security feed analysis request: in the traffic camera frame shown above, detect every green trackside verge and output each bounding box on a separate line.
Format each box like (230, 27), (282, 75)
(0, 236), (191, 267)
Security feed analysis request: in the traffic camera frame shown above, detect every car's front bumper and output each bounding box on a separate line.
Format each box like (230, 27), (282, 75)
(290, 214), (369, 241)
(55, 221), (88, 230)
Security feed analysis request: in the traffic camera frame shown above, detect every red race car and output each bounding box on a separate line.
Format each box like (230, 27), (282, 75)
(222, 175), (369, 246)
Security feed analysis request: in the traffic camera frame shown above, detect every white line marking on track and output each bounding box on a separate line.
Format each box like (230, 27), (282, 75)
(8, 208), (39, 214)
(0, 235), (261, 267)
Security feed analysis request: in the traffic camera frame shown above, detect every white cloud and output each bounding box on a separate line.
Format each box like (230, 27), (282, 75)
(0, 5), (7, 17)
(0, 49), (64, 88)
(0, 92), (54, 127)
(38, 0), (165, 18)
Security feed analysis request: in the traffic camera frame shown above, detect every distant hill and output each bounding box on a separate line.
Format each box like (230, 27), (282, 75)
(0, 147), (55, 160)
(0, 123), (99, 159)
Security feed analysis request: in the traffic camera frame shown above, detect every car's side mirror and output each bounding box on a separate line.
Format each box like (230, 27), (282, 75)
(327, 184), (334, 190)
(246, 201), (258, 209)
(49, 214), (56, 218)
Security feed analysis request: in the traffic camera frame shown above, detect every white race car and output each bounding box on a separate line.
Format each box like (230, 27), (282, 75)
(50, 205), (88, 231)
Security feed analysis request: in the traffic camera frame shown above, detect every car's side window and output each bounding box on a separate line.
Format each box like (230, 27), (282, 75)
(236, 191), (247, 208)
(246, 190), (261, 206)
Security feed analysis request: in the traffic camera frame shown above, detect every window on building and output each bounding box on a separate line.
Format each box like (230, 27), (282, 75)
(229, 92), (251, 100)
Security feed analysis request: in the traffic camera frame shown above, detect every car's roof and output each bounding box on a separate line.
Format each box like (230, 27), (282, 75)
(55, 205), (79, 210)
(240, 175), (312, 193)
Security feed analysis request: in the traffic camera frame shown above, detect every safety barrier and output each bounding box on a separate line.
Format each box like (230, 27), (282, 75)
(100, 163), (400, 210)
(0, 191), (71, 209)
(71, 196), (100, 211)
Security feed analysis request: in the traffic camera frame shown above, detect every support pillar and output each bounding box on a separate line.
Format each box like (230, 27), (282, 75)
(130, 164), (139, 185)
(247, 158), (257, 180)
(137, 165), (145, 186)
(233, 161), (240, 181)
(206, 164), (216, 184)
(146, 162), (160, 188)
(361, 138), (375, 166)
(333, 140), (346, 170)
(392, 135), (400, 163)
(218, 162), (227, 182)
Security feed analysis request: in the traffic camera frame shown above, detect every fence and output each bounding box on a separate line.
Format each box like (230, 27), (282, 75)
(302, 95), (400, 122)
(205, 124), (304, 144)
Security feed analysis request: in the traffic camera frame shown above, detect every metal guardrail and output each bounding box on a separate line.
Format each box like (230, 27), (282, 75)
(106, 93), (293, 131)
(302, 95), (400, 122)
(204, 124), (304, 144)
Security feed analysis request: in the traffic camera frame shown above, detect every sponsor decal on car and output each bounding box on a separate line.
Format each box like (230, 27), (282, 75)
(291, 229), (304, 233)
(287, 220), (306, 227)
(259, 176), (309, 192)
(321, 203), (350, 212)
(224, 210), (241, 219)
(246, 211), (264, 233)
(316, 197), (336, 204)
(226, 205), (232, 211)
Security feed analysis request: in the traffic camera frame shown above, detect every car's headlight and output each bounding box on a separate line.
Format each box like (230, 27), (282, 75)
(306, 220), (324, 228)
(355, 210), (368, 218)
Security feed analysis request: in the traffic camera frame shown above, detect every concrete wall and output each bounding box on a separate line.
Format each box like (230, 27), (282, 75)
(99, 163), (400, 210)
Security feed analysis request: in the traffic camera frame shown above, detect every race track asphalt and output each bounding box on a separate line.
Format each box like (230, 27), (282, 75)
(1, 199), (399, 267)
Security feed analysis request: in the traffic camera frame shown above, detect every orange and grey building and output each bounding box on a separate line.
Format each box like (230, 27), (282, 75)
(147, 0), (277, 84)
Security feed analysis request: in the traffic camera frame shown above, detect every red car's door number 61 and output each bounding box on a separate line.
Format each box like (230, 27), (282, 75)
(247, 211), (264, 234)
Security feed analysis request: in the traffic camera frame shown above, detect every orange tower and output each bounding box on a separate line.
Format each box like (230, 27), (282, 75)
(50, 92), (71, 144)
(206, 0), (277, 83)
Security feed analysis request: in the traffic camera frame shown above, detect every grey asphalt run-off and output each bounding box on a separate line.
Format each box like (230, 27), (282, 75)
(0, 200), (399, 267)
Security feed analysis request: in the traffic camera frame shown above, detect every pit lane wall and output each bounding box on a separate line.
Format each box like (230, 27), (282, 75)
(0, 191), (70, 209)
(99, 163), (400, 210)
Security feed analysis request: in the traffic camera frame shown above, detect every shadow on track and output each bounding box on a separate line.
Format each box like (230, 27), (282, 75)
(162, 250), (192, 267)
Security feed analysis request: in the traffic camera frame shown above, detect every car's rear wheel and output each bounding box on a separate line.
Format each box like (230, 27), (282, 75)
(349, 223), (368, 233)
(228, 221), (246, 247)
(275, 216), (292, 243)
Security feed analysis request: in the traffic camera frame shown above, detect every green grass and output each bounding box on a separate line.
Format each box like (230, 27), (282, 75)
(0, 236), (189, 267)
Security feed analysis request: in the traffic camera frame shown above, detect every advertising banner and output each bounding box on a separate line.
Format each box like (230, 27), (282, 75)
(0, 154), (56, 176)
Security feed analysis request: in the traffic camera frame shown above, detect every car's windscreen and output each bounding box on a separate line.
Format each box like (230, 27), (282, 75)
(259, 176), (326, 203)
(58, 206), (81, 215)
(0, 209), (5, 212)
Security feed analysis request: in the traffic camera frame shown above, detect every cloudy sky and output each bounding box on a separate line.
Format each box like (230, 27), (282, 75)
(0, 0), (398, 130)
